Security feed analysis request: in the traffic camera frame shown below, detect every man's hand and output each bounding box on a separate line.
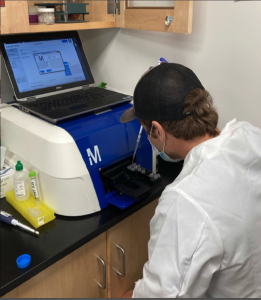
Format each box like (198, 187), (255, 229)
(122, 290), (133, 298)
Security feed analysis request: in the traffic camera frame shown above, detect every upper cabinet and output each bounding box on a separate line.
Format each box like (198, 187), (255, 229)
(116, 0), (193, 34)
(0, 0), (193, 35)
(0, 1), (115, 34)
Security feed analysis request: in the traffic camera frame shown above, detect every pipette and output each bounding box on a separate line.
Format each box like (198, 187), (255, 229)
(132, 58), (168, 164)
(0, 210), (39, 236)
(132, 125), (143, 163)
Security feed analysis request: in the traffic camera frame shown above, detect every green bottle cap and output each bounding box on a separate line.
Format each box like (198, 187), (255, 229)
(29, 171), (36, 178)
(15, 161), (23, 171)
(98, 82), (107, 89)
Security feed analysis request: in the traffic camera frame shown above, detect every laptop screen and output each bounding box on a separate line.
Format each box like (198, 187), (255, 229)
(4, 38), (90, 93)
(1, 31), (94, 100)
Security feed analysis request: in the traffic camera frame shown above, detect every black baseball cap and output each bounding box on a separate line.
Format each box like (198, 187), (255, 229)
(120, 63), (204, 123)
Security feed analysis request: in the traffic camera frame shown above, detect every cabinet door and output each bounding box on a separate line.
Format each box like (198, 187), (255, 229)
(3, 232), (107, 298)
(1, 1), (29, 34)
(116, 0), (193, 34)
(107, 199), (158, 298)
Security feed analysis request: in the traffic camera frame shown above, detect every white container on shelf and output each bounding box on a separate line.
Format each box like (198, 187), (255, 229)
(37, 8), (55, 24)
(28, 6), (39, 24)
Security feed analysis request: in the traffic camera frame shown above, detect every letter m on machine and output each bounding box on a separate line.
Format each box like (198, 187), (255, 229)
(87, 145), (102, 166)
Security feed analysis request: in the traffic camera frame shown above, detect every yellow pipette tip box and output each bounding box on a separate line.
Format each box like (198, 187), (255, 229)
(5, 190), (55, 229)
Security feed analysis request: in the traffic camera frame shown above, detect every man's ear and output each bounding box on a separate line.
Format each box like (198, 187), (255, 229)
(152, 121), (165, 142)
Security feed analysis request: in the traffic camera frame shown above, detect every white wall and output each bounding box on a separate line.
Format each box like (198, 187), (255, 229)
(1, 1), (261, 129)
(78, 0), (261, 129)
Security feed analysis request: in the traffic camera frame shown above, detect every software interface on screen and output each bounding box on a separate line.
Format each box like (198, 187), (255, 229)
(4, 38), (90, 93)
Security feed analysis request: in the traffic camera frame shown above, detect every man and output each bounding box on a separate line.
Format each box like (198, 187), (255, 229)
(120, 63), (261, 298)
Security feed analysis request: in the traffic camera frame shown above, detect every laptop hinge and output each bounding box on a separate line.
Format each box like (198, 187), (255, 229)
(107, 0), (120, 15)
(82, 85), (90, 90)
(27, 96), (37, 102)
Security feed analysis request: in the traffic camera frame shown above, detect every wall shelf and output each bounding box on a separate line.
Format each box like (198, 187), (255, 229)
(29, 21), (115, 33)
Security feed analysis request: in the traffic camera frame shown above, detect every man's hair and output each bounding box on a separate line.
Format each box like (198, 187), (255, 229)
(140, 88), (219, 140)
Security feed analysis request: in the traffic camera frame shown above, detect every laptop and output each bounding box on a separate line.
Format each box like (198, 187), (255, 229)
(0, 31), (132, 124)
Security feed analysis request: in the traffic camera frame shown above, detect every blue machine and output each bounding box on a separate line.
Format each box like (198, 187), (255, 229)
(58, 103), (159, 210)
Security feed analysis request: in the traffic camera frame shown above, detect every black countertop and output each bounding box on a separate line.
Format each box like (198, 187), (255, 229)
(0, 161), (182, 297)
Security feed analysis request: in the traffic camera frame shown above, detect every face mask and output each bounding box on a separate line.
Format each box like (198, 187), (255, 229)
(159, 152), (183, 163)
(148, 126), (183, 163)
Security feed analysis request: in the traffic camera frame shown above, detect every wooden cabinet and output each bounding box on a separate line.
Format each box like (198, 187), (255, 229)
(116, 1), (193, 34)
(0, 0), (193, 35)
(0, 1), (30, 34)
(0, 1), (115, 34)
(3, 199), (158, 298)
(107, 199), (158, 298)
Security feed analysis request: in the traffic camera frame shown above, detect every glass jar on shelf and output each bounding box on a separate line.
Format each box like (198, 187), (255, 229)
(37, 8), (55, 25)
(62, 0), (68, 22)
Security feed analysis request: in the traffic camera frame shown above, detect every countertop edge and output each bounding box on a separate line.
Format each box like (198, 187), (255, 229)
(0, 189), (162, 297)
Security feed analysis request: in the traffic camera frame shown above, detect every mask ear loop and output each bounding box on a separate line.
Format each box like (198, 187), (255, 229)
(162, 134), (166, 153)
(150, 123), (166, 154)
(149, 125), (159, 155)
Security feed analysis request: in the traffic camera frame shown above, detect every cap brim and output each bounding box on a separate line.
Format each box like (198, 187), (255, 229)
(120, 107), (137, 123)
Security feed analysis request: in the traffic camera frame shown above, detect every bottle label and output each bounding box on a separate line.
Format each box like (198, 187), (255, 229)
(30, 177), (39, 198)
(14, 181), (26, 197)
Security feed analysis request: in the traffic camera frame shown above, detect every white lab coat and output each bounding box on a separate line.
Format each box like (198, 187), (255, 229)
(133, 119), (261, 298)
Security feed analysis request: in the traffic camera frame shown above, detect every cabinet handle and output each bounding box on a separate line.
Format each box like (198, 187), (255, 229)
(165, 16), (173, 26)
(96, 256), (106, 289)
(115, 244), (125, 277)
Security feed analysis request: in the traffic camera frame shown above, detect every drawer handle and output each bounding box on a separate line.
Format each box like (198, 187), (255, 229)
(96, 256), (106, 289)
(115, 244), (125, 277)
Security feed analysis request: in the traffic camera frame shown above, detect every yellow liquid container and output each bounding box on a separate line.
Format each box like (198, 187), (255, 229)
(5, 190), (55, 229)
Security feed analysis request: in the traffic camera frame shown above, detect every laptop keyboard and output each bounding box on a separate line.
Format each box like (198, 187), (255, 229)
(22, 88), (116, 112)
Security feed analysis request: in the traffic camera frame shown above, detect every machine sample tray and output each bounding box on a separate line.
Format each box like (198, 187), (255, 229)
(5, 190), (55, 229)
(101, 160), (162, 201)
